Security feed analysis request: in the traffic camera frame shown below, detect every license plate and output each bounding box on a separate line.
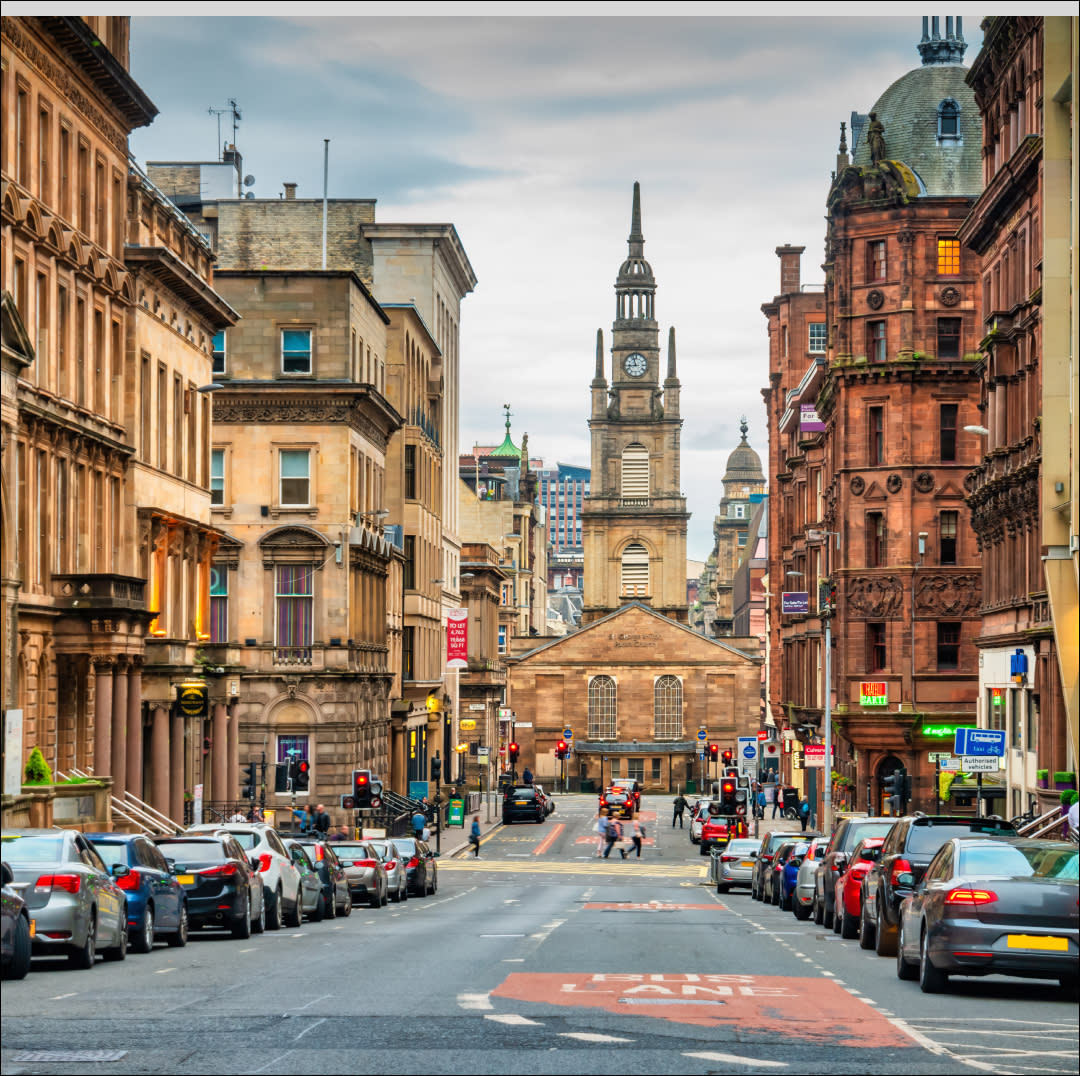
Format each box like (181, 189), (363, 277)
(1007, 934), (1068, 951)
(176, 874), (195, 885)
(740, 861), (755, 868)
(515, 800), (527, 805)
(28, 918), (35, 938)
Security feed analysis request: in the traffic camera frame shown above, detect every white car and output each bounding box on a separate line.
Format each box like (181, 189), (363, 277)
(689, 798), (716, 845)
(184, 823), (303, 930)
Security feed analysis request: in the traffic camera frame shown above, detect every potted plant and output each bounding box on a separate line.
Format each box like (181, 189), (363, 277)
(1036, 769), (1049, 788)
(23, 746), (53, 786)
(1053, 771), (1076, 791)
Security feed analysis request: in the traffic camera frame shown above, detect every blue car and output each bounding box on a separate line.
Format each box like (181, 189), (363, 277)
(779, 841), (811, 911)
(86, 833), (188, 952)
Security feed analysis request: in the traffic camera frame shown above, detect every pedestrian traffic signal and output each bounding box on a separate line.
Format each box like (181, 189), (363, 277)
(708, 743), (719, 762)
(720, 778), (737, 813)
(882, 769), (903, 814)
(722, 748), (733, 767)
(353, 769), (372, 810)
(241, 761), (257, 800)
(508, 742), (520, 764)
(369, 777), (383, 810)
(430, 755), (443, 783)
(555, 739), (568, 759)
(274, 762), (289, 794)
(295, 759), (310, 792)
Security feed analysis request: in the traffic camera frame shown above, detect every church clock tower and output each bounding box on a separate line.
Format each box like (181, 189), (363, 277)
(582, 182), (689, 624)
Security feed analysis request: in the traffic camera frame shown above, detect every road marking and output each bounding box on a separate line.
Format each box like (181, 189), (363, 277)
(292, 1018), (326, 1043)
(485, 1014), (543, 1026)
(284, 993), (332, 1015)
(154, 967), (176, 975)
(239, 947), (257, 952)
(533, 823), (565, 855)
(50, 993), (78, 1000)
(560, 1032), (633, 1043)
(684, 1051), (787, 1068)
(480, 933), (526, 938)
(458, 993), (494, 1011)
(438, 859), (705, 879)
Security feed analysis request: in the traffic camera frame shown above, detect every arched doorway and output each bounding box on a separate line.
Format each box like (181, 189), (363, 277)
(875, 754), (905, 816)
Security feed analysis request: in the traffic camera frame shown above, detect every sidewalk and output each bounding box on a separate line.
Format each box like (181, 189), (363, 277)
(437, 803), (505, 858)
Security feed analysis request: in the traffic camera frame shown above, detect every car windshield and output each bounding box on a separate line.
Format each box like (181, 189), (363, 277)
(907, 821), (1015, 855)
(88, 841), (130, 867)
(726, 840), (759, 854)
(511, 790), (537, 800)
(368, 842), (394, 859)
(156, 841), (227, 863)
(843, 822), (894, 848)
(958, 843), (1079, 881)
(0, 835), (65, 862)
(391, 839), (419, 857)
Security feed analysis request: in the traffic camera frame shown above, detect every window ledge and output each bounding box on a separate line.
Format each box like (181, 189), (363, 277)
(270, 506), (319, 520)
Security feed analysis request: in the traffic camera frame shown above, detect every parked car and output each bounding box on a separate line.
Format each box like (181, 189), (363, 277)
(533, 784), (556, 816)
(1, 861), (32, 980)
(292, 838), (352, 918)
(813, 816), (894, 928)
(1, 829), (128, 968)
(390, 837), (438, 897)
(86, 832), (188, 951)
(713, 838), (760, 893)
(184, 822), (303, 930)
(331, 841), (389, 907)
(779, 841), (811, 911)
(689, 799), (717, 845)
(895, 837), (1079, 993)
(504, 786), (547, 824)
(860, 815), (1017, 955)
(791, 837), (828, 920)
(764, 840), (798, 906)
(752, 830), (815, 901)
(368, 840), (408, 903)
(831, 836), (884, 938)
(155, 835), (265, 938)
(282, 840), (328, 921)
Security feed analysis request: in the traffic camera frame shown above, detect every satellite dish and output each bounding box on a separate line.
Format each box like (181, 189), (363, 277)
(243, 174), (255, 187)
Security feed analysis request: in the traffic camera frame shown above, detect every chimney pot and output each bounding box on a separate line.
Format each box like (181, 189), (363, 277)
(283, 182), (298, 200)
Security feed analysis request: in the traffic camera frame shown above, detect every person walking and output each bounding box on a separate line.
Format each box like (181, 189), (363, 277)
(755, 786), (766, 820)
(412, 807), (426, 841)
(469, 814), (482, 857)
(603, 815), (626, 859)
(798, 795), (811, 832)
(313, 804), (331, 835)
(672, 793), (688, 828)
(770, 784), (781, 819)
(596, 808), (609, 857)
(629, 815), (644, 858)
(522, 765), (533, 786)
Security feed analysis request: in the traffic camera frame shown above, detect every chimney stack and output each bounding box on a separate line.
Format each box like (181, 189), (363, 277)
(283, 182), (298, 200)
(775, 245), (806, 295)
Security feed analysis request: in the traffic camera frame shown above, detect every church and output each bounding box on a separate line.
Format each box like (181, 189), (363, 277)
(506, 185), (763, 793)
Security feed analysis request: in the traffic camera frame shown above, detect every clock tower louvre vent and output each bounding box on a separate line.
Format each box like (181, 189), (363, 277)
(621, 443), (649, 499)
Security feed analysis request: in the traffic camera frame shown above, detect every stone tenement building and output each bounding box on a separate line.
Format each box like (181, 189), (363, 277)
(763, 16), (987, 818)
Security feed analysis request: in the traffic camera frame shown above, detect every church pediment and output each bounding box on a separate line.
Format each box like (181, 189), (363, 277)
(933, 479), (966, 500)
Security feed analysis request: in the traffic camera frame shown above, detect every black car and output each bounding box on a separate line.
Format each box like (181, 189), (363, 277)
(1, 862), (32, 981)
(598, 789), (635, 821)
(860, 814), (1016, 955)
(155, 835), (265, 937)
(813, 816), (895, 928)
(503, 786), (546, 824)
(390, 837), (438, 897)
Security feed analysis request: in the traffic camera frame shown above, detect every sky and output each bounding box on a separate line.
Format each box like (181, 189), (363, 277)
(109, 9), (1014, 560)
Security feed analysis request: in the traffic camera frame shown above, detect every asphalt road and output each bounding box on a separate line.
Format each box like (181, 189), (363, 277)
(2, 795), (1077, 1075)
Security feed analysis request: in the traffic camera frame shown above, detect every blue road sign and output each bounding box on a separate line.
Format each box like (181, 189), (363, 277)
(697, 728), (708, 742)
(953, 727), (1006, 757)
(563, 727), (573, 740)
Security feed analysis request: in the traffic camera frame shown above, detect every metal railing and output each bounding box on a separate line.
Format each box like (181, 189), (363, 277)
(57, 768), (183, 836)
(1014, 805), (1069, 841)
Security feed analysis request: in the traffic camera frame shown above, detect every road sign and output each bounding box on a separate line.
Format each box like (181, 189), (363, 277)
(961, 755), (1002, 772)
(938, 756), (960, 771)
(781, 591), (809, 614)
(563, 727), (574, 740)
(803, 744), (826, 768)
(697, 728), (708, 742)
(757, 729), (769, 742)
(737, 736), (758, 777)
(954, 728), (1006, 757)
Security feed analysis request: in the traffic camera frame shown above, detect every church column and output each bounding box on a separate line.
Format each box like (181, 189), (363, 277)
(93, 659), (114, 779)
(170, 705), (185, 825)
(150, 704), (170, 816)
(126, 662), (143, 800)
(110, 657), (128, 797)
(211, 701), (228, 803)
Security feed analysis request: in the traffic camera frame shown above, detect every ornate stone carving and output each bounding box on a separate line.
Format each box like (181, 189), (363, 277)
(963, 471), (977, 493)
(896, 228), (916, 246)
(847, 575), (904, 617)
(940, 286), (961, 307)
(867, 289), (885, 310)
(886, 473), (902, 493)
(849, 475), (865, 496)
(916, 573), (981, 615)
(915, 471), (935, 493)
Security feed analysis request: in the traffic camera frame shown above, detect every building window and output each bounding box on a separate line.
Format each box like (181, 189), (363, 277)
(609, 758), (621, 779)
(275, 565), (313, 663)
(620, 543), (649, 597)
(937, 98), (960, 140)
(937, 622), (960, 670)
(866, 512), (886, 568)
(210, 563), (228, 643)
(808, 322), (826, 354)
(940, 511), (958, 565)
(620, 443), (649, 499)
(1010, 688), (1023, 749)
(210, 449), (225, 506)
(282, 328), (312, 374)
(403, 626), (415, 679)
(937, 238), (961, 276)
(867, 623), (887, 672)
(937, 318), (962, 359)
(497, 625), (507, 654)
(868, 240), (887, 282)
(868, 320), (886, 363)
(279, 449), (310, 506)
(869, 406), (884, 465)
(588, 675), (617, 740)
(1025, 689), (1038, 752)
(404, 445), (416, 500)
(940, 403), (958, 461)
(212, 330), (226, 375)
(628, 758), (644, 783)
(651, 758), (662, 782)
(403, 535), (416, 590)
(654, 675), (683, 740)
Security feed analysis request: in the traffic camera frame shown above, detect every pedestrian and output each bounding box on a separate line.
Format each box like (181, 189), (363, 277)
(522, 766), (533, 786)
(596, 807), (609, 857)
(770, 784), (781, 819)
(469, 814), (482, 857)
(629, 815), (645, 858)
(328, 824), (349, 842)
(755, 786), (766, 820)
(603, 814), (626, 859)
(672, 792), (688, 828)
(292, 803), (314, 833)
(798, 795), (811, 832)
(412, 807), (426, 840)
(313, 804), (331, 835)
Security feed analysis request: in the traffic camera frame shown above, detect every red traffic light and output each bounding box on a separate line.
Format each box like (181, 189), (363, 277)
(721, 749), (733, 765)
(721, 780), (736, 797)
(508, 742), (520, 761)
(708, 743), (719, 761)
(355, 772), (369, 787)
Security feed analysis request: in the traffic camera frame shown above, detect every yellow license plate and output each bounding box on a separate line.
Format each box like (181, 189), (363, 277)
(177, 874), (195, 885)
(29, 919), (35, 938)
(515, 800), (527, 805)
(741, 861), (755, 868)
(1007, 934), (1068, 951)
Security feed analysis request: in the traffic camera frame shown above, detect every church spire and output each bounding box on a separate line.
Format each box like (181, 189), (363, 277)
(628, 180), (644, 258)
(615, 182), (656, 324)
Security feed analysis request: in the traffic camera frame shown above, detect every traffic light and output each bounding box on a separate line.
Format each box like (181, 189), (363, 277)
(295, 759), (310, 792)
(353, 769), (371, 809)
(901, 773), (912, 809)
(369, 777), (383, 810)
(555, 739), (568, 759)
(430, 755), (443, 783)
(722, 748), (733, 767)
(708, 743), (719, 762)
(274, 762), (289, 793)
(720, 778), (737, 813)
(241, 761), (257, 800)
(883, 769), (903, 814)
(508, 742), (520, 765)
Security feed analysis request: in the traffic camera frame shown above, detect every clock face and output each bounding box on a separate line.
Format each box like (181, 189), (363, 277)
(623, 352), (648, 378)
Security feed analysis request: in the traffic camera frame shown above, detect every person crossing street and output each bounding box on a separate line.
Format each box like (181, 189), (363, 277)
(672, 793), (688, 828)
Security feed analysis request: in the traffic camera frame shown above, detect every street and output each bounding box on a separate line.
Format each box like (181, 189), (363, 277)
(2, 796), (1076, 1076)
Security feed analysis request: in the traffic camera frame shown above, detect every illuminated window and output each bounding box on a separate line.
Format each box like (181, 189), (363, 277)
(937, 239), (961, 275)
(210, 563), (228, 642)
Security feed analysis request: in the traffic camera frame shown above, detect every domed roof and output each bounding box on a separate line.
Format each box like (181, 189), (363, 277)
(852, 21), (980, 197)
(722, 418), (764, 485)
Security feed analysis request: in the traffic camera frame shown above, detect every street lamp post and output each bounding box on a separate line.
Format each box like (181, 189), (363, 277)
(808, 529), (840, 836)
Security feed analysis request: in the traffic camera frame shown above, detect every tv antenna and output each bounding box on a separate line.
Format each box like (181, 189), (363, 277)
(208, 99), (242, 160)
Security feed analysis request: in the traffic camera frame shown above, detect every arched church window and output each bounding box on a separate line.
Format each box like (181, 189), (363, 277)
(621, 542), (649, 597)
(588, 675), (617, 740)
(621, 444), (649, 499)
(654, 675), (682, 740)
(937, 98), (960, 141)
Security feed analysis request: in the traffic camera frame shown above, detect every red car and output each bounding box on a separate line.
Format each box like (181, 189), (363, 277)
(832, 836), (885, 939)
(700, 814), (748, 855)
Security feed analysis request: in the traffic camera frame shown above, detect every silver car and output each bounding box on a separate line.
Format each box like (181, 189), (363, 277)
(332, 841), (388, 908)
(713, 838), (760, 893)
(792, 836), (828, 920)
(1, 830), (128, 968)
(368, 840), (408, 903)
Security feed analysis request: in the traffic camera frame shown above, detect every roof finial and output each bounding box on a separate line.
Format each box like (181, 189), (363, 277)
(667, 326), (677, 380)
(628, 181), (644, 258)
(739, 415), (749, 443)
(595, 328), (604, 379)
(918, 14), (967, 64)
(838, 121), (848, 155)
(503, 402), (512, 436)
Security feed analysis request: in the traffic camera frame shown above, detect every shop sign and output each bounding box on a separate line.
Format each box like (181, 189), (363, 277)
(859, 681), (887, 706)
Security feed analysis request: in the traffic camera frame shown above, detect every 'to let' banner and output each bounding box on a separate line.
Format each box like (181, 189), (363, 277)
(447, 607), (468, 668)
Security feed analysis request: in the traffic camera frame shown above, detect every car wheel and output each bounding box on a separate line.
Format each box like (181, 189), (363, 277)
(131, 905), (155, 954)
(167, 904), (189, 948)
(429, 872), (437, 896)
(339, 889), (352, 916)
(103, 912), (128, 962)
(919, 925), (948, 993)
(793, 900), (811, 921)
(875, 900), (896, 957)
(832, 901), (842, 932)
(284, 890), (302, 928)
(251, 891), (266, 934)
(2, 913), (32, 980)
(841, 901), (859, 939)
(896, 920), (918, 981)
(858, 902), (876, 949)
(231, 895), (252, 939)
(266, 887), (282, 931)
(311, 890), (325, 922)
(823, 894), (834, 931)
(68, 913), (96, 969)
(813, 891), (824, 926)
(324, 890), (336, 919)
(716, 883), (730, 895)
